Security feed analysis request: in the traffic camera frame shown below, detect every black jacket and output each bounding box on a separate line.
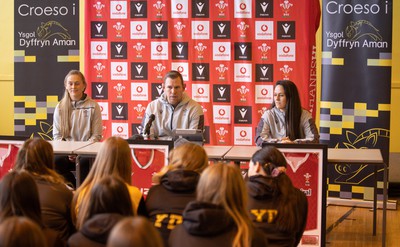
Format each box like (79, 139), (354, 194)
(169, 201), (269, 247)
(145, 170), (199, 246)
(67, 213), (123, 247)
(247, 175), (308, 247)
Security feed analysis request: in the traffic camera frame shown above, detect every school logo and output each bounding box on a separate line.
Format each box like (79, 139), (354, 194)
(255, 0), (273, 17)
(171, 42), (188, 60)
(131, 1), (147, 18)
(111, 42), (127, 59)
(112, 103), (128, 120)
(192, 0), (209, 18)
(234, 106), (252, 124)
(151, 21), (168, 39)
(213, 84), (231, 102)
(192, 63), (210, 81)
(277, 21), (295, 39)
(234, 42), (252, 61)
(91, 21), (107, 38)
(255, 64), (273, 82)
(212, 21), (230, 39)
(131, 62), (148, 80)
(92, 82), (108, 99)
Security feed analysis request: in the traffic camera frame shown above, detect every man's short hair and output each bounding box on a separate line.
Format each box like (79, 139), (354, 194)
(163, 70), (184, 86)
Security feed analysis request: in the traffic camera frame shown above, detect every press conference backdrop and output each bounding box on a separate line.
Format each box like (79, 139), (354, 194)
(14, 0), (80, 139)
(321, 0), (392, 201)
(84, 0), (321, 145)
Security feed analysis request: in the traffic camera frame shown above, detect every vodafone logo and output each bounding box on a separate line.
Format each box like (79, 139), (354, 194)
(240, 130), (247, 137)
(197, 88), (204, 94)
(177, 66), (184, 73)
(156, 45), (163, 52)
(240, 3), (246, 10)
(176, 3), (183, 10)
(218, 46), (225, 53)
(197, 25), (204, 32)
(136, 86), (143, 93)
(100, 105), (104, 112)
(283, 46), (290, 53)
(96, 45), (103, 52)
(219, 109), (226, 116)
(116, 65), (123, 72)
(136, 25), (143, 31)
(261, 25), (268, 32)
(116, 4), (122, 11)
(240, 67), (247, 74)
(117, 126), (124, 133)
(261, 88), (268, 96)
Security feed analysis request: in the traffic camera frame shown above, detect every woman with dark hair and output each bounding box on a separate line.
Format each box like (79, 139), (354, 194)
(255, 80), (319, 146)
(0, 171), (64, 247)
(68, 176), (134, 247)
(247, 146), (308, 246)
(169, 163), (268, 247)
(145, 143), (209, 245)
(0, 216), (47, 247)
(13, 138), (74, 242)
(53, 69), (103, 187)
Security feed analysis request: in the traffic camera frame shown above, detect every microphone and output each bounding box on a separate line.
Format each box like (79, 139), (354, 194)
(144, 114), (155, 137)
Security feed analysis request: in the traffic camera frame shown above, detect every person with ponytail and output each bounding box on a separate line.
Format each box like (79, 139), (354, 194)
(247, 146), (308, 246)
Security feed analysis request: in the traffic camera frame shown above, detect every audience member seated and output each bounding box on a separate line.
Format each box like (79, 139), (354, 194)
(107, 216), (164, 247)
(68, 176), (134, 247)
(0, 216), (47, 247)
(13, 138), (75, 242)
(72, 136), (144, 229)
(169, 163), (268, 247)
(0, 171), (64, 247)
(247, 146), (308, 246)
(145, 143), (209, 246)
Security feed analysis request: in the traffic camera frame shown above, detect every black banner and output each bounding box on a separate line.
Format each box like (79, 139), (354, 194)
(321, 0), (392, 200)
(14, 0), (79, 139)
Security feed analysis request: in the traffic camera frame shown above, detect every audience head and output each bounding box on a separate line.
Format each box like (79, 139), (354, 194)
(0, 171), (43, 227)
(249, 146), (287, 178)
(153, 142), (208, 184)
(85, 176), (133, 221)
(13, 138), (65, 184)
(272, 80), (302, 140)
(196, 163), (252, 247)
(107, 216), (164, 247)
(0, 216), (47, 247)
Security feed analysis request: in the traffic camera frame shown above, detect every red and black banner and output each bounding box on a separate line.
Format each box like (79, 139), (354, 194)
(85, 0), (320, 145)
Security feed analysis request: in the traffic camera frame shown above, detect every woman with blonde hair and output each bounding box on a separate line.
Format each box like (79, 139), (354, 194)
(169, 163), (268, 247)
(107, 216), (164, 247)
(145, 143), (208, 245)
(72, 136), (144, 230)
(53, 69), (103, 187)
(13, 138), (74, 242)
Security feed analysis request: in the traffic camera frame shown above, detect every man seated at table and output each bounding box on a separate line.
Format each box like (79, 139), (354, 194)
(142, 70), (204, 142)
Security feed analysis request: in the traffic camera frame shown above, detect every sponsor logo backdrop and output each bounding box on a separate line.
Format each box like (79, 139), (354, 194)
(85, 0), (320, 145)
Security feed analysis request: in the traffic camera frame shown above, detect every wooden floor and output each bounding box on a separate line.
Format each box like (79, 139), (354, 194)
(325, 197), (400, 246)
